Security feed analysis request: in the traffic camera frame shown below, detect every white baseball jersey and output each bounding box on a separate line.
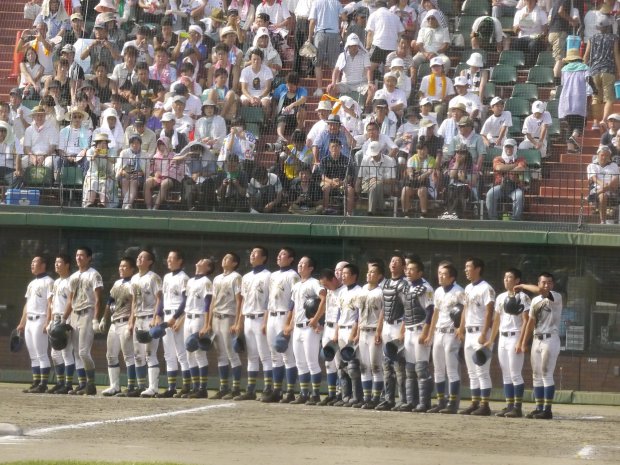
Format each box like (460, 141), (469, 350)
(131, 271), (163, 317)
(69, 268), (104, 312)
(464, 280), (495, 327)
(531, 291), (562, 335)
(434, 283), (465, 330)
(211, 271), (242, 316)
(324, 285), (343, 323)
(109, 278), (133, 321)
(495, 291), (531, 332)
(291, 277), (323, 325)
(241, 269), (271, 315)
(359, 284), (383, 329)
(51, 277), (71, 316)
(162, 270), (189, 311)
(25, 275), (54, 316)
(337, 284), (362, 327)
(185, 275), (213, 314)
(268, 268), (299, 312)
(522, 112), (552, 138)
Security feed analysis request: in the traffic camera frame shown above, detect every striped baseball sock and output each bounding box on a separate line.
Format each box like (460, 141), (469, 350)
(40, 367), (50, 387)
(55, 363), (66, 386)
(273, 365), (285, 391)
(76, 368), (87, 387)
(543, 385), (555, 412)
(435, 380), (446, 402)
(65, 364), (75, 389)
(232, 365), (242, 392)
(285, 367), (298, 393)
(372, 380), (384, 401)
(136, 365), (148, 389)
(299, 372), (311, 396)
(471, 387), (481, 404)
(190, 366), (200, 391)
(362, 380), (372, 402)
(182, 370), (191, 391)
(449, 380), (460, 403)
(503, 383), (515, 408)
(167, 370), (179, 391)
(127, 365), (137, 389)
(480, 388), (491, 405)
(310, 372), (322, 397)
(247, 370), (258, 394)
(86, 370), (95, 385)
(218, 365), (230, 392)
(263, 369), (273, 391)
(514, 383), (524, 409)
(533, 385), (545, 411)
(31, 366), (41, 386)
(326, 372), (338, 398)
(199, 365), (208, 389)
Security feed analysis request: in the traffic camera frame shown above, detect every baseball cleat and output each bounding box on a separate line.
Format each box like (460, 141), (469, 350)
(374, 400), (395, 411)
(305, 395), (321, 406)
(361, 399), (379, 410)
(222, 389), (241, 400)
(85, 383), (97, 395)
(533, 410), (552, 420)
(394, 403), (414, 412)
(140, 388), (158, 398)
(46, 384), (64, 394)
(102, 387), (120, 397)
(459, 403), (479, 415)
(125, 387), (142, 397)
(211, 390), (230, 400)
(525, 408), (542, 419)
(413, 404), (430, 413)
(289, 395), (309, 405)
(159, 389), (177, 398)
(279, 391), (296, 403)
(54, 385), (70, 395)
(495, 406), (512, 417)
(23, 383), (39, 393)
(318, 396), (334, 406)
(28, 384), (48, 394)
(351, 401), (364, 408)
(189, 388), (208, 399)
(326, 396), (341, 406)
(68, 385), (85, 395)
(439, 403), (458, 414)
(233, 391), (257, 401)
(259, 389), (274, 402)
(471, 403), (491, 416)
(426, 403), (446, 413)
(504, 407), (523, 418)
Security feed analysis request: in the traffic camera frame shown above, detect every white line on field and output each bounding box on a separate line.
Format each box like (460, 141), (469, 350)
(27, 402), (235, 437)
(577, 445), (596, 459)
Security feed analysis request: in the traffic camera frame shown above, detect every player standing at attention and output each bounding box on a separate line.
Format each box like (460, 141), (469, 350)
(16, 256), (54, 393)
(63, 247), (103, 395)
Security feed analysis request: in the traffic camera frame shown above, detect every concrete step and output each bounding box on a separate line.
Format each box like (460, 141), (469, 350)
(539, 186), (588, 197)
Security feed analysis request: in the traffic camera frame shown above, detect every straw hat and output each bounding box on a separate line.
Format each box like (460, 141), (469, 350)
(64, 106), (89, 122)
(563, 48), (582, 62)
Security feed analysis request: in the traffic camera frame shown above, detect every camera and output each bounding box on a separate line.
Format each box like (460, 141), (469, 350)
(266, 142), (284, 152)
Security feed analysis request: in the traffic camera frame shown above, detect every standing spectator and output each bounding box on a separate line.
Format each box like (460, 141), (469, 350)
(80, 20), (120, 74)
(548, 0), (580, 80)
(308, 0), (344, 97)
(559, 48), (590, 154)
(293, 0), (313, 74)
(247, 165), (283, 213)
(366, 0), (404, 76)
(511, 0), (548, 67)
(18, 23), (54, 77)
(519, 101), (552, 158)
(485, 139), (527, 221)
(587, 145), (620, 224)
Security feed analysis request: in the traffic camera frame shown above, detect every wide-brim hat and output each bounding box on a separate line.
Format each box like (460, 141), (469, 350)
(563, 48), (582, 63)
(31, 105), (47, 115)
(93, 132), (110, 143)
(210, 7), (226, 22)
(219, 25), (238, 39)
(95, 0), (116, 13)
(64, 107), (89, 122)
(466, 52), (484, 68)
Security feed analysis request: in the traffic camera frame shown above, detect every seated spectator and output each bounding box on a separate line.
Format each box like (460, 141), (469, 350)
(124, 115), (157, 157)
(96, 11), (126, 52)
(307, 100), (333, 147)
(460, 52), (488, 100)
(19, 47), (44, 101)
(289, 167), (323, 214)
(195, 98), (227, 156)
(218, 23), (245, 69)
(518, 100), (551, 158)
(441, 144), (474, 219)
(160, 112), (189, 154)
(179, 25), (208, 63)
(485, 139), (526, 220)
(438, 102), (468, 152)
(559, 48), (590, 154)
(326, 33), (376, 107)
(80, 19), (120, 74)
(418, 96), (438, 126)
(98, 107), (125, 157)
(418, 117), (444, 163)
(176, 141), (220, 211)
(239, 48), (273, 118)
(228, 1), (256, 36)
(123, 25), (155, 66)
(447, 116), (486, 186)
(245, 27), (282, 79)
(137, 99), (162, 133)
(74, 91), (96, 130)
(362, 98), (399, 139)
(204, 68), (238, 121)
(207, 43), (239, 91)
(8, 89), (32, 155)
(375, 72), (407, 119)
(18, 22), (54, 77)
(356, 141), (398, 215)
(344, 6), (369, 44)
(149, 47), (177, 92)
(492, 0), (518, 18)
(217, 154), (249, 212)
(112, 45), (138, 103)
(144, 136), (186, 210)
(164, 80), (202, 118)
(395, 107), (420, 160)
(587, 145), (620, 224)
(34, 0), (69, 44)
(320, 138), (355, 216)
(411, 10), (450, 82)
(0, 122), (21, 186)
(337, 96), (364, 141)
(40, 93), (64, 129)
(418, 57), (455, 123)
(42, 60), (71, 107)
(401, 138), (438, 218)
(91, 61), (117, 106)
(63, 12), (85, 46)
(60, 44), (85, 104)
(480, 97), (512, 147)
(80, 80), (102, 120)
(273, 73), (307, 143)
(218, 116), (257, 169)
(471, 15), (506, 52)
(57, 107), (91, 179)
(275, 129), (313, 194)
(386, 37), (415, 77)
(202, 8), (227, 48)
(389, 58), (412, 100)
(312, 115), (353, 165)
(391, 0), (418, 40)
(256, 0), (291, 48)
(511, 0), (548, 67)
(130, 62), (165, 106)
(138, 0), (165, 24)
(153, 15), (179, 53)
(358, 121), (399, 167)
(83, 132), (116, 207)
(169, 97), (194, 136)
(417, 0), (450, 28)
(247, 165), (283, 213)
(600, 113), (620, 162)
(449, 76), (483, 124)
(116, 134), (147, 210)
(22, 105), (58, 173)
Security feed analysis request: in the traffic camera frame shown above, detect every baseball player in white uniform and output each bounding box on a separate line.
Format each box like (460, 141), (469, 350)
(265, 247), (300, 403)
(425, 261), (464, 414)
(160, 250), (191, 398)
(173, 257), (215, 398)
(235, 247), (273, 401)
(129, 250), (163, 398)
(516, 272), (562, 420)
(16, 256), (54, 393)
(357, 262), (385, 409)
(485, 268), (531, 418)
(63, 246), (103, 396)
(399, 259), (435, 412)
(457, 258), (495, 416)
(101, 257), (137, 396)
(318, 268), (345, 405)
(201, 252), (243, 400)
(45, 254), (76, 394)
(286, 256), (326, 405)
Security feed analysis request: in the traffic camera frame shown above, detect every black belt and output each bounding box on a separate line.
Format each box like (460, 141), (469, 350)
(164, 310), (173, 315)
(438, 328), (455, 334)
(466, 326), (481, 333)
(296, 322), (310, 328)
(186, 313), (202, 319)
(74, 309), (90, 316)
(501, 331), (517, 337)
(213, 313), (233, 319)
(387, 319), (403, 325)
(27, 314), (41, 321)
(407, 324), (424, 332)
(270, 311), (287, 317)
(360, 327), (376, 332)
(339, 325), (353, 329)
(535, 333), (552, 340)
(245, 313), (264, 320)
(113, 317), (130, 324)
(325, 322), (335, 328)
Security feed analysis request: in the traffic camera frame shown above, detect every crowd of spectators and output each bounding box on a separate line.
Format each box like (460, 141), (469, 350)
(0, 0), (618, 220)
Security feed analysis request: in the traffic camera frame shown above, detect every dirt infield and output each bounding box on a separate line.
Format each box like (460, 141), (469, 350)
(0, 383), (619, 464)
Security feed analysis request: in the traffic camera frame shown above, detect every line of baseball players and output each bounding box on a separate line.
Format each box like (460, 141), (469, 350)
(17, 248), (563, 419)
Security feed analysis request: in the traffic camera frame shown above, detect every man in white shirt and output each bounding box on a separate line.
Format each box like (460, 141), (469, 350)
(411, 9), (451, 76)
(8, 89), (32, 153)
(308, 0), (344, 97)
(366, 0), (404, 74)
(480, 97), (513, 147)
(22, 105), (59, 172)
(519, 100), (552, 158)
(511, 0), (549, 67)
(448, 76), (483, 123)
(356, 140), (397, 215)
(587, 145), (620, 224)
(375, 72), (407, 119)
(327, 33), (375, 105)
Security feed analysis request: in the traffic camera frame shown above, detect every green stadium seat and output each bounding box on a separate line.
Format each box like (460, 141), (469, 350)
(511, 83), (538, 101)
(482, 81), (496, 102)
(499, 16), (514, 32)
(417, 62), (431, 81)
(536, 51), (555, 67)
(546, 99), (559, 118)
(454, 62), (469, 77)
(526, 66), (554, 85)
(490, 64), (517, 85)
(455, 16), (478, 48)
(504, 97), (530, 118)
(509, 116), (523, 137)
(461, 0), (491, 16)
(498, 50), (525, 67)
(517, 149), (542, 168)
(438, 0), (456, 16)
(547, 118), (561, 138)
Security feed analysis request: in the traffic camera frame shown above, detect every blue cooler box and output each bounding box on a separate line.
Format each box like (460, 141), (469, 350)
(5, 189), (41, 206)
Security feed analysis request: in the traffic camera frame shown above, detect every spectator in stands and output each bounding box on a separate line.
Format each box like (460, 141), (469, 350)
(217, 153), (249, 211)
(160, 112), (189, 154)
(441, 144), (474, 219)
(8, 88), (32, 154)
(411, 9), (450, 83)
(137, 99), (162, 133)
(18, 22), (54, 76)
(511, 0), (548, 68)
(206, 44), (236, 93)
(492, 0), (518, 18)
(337, 96), (364, 141)
(417, 0), (450, 28)
(600, 113), (620, 161)
(418, 96), (438, 126)
(228, 0), (256, 34)
(359, 121), (399, 167)
(79, 81), (101, 120)
(246, 27), (282, 80)
(167, 79), (202, 118)
(0, 121), (21, 186)
(273, 73), (307, 144)
(179, 25), (208, 62)
(356, 140), (398, 216)
(583, 12), (620, 131)
(275, 129), (313, 194)
(438, 102), (468, 150)
(312, 115), (353, 165)
(481, 97), (513, 147)
(366, 0), (404, 76)
(60, 44), (84, 104)
(97, 12), (126, 52)
(289, 166), (323, 214)
(195, 97), (227, 154)
(386, 37), (415, 75)
(125, 25), (155, 66)
(240, 48), (273, 118)
(80, 20), (120, 74)
(344, 6), (369, 44)
(559, 48), (590, 154)
(40, 93), (63, 129)
(419, 57), (455, 124)
(19, 47), (44, 101)
(149, 47), (177, 92)
(153, 15), (178, 52)
(548, 0), (581, 80)
(307, 100), (332, 147)
(124, 115), (156, 157)
(176, 140), (220, 211)
(34, 0), (69, 44)
(112, 45), (138, 103)
(63, 12), (85, 46)
(144, 136), (186, 210)
(519, 100), (551, 158)
(138, 0), (165, 24)
(447, 116), (486, 188)
(449, 76), (483, 124)
(327, 33), (375, 107)
(97, 107), (125, 156)
(218, 116), (257, 168)
(418, 117), (444, 162)
(83, 132), (116, 208)
(485, 139), (527, 221)
(308, 0), (344, 97)
(74, 92), (96, 130)
(247, 165), (283, 213)
(401, 137), (438, 218)
(116, 134), (147, 210)
(389, 58), (412, 100)
(460, 52), (488, 101)
(391, 0), (418, 40)
(57, 107), (91, 180)
(587, 145), (620, 224)
(256, 0), (291, 38)
(205, 68), (238, 121)
(320, 138), (355, 216)
(471, 15), (506, 53)
(22, 105), (58, 173)
(363, 98), (399, 139)
(42, 60), (71, 106)
(395, 107), (420, 160)
(375, 72), (407, 119)
(167, 97), (194, 136)
(91, 61), (117, 106)
(130, 62), (165, 106)
(214, 29), (243, 84)
(293, 0), (312, 74)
